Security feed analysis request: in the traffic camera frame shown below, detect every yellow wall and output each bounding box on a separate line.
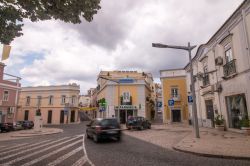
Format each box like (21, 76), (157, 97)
(162, 77), (188, 122)
(17, 86), (79, 124)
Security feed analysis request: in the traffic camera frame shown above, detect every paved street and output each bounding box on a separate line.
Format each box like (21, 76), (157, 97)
(1, 122), (250, 166)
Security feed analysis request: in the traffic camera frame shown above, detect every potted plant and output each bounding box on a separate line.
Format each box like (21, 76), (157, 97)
(214, 114), (225, 131)
(240, 117), (250, 135)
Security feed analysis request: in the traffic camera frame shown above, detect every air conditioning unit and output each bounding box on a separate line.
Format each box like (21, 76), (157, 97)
(215, 56), (223, 66)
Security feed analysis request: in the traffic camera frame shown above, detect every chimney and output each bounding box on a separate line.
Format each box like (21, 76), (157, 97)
(0, 62), (6, 81)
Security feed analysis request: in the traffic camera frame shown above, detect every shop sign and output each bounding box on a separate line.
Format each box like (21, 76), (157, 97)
(115, 105), (137, 110)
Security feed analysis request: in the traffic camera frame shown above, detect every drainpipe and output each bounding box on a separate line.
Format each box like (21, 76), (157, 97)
(213, 48), (222, 115)
(242, 9), (250, 69)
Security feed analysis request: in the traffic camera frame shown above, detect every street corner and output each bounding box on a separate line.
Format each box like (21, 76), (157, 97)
(173, 129), (250, 161)
(11, 127), (63, 138)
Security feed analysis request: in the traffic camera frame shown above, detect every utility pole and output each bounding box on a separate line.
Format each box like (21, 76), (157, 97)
(152, 42), (200, 138)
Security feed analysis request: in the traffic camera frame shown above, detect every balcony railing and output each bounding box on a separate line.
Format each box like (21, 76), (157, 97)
(223, 59), (236, 77)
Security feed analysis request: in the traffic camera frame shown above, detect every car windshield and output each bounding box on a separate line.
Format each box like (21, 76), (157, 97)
(100, 119), (119, 127)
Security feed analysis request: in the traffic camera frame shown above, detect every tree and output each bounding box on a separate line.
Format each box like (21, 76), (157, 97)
(0, 0), (101, 44)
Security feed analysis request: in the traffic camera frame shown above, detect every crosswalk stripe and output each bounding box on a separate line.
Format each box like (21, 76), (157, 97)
(0, 137), (68, 161)
(22, 139), (83, 166)
(71, 156), (87, 166)
(0, 143), (28, 153)
(47, 146), (82, 166)
(82, 135), (94, 166)
(0, 140), (50, 156)
(2, 136), (81, 165)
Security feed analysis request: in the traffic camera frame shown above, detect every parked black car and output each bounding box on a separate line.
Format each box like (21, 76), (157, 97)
(126, 116), (151, 130)
(19, 121), (34, 129)
(0, 123), (11, 132)
(86, 118), (121, 142)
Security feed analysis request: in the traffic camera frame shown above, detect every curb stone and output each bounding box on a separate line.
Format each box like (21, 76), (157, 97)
(173, 146), (250, 161)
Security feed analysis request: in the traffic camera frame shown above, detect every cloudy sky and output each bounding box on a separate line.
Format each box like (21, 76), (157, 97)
(1, 0), (244, 94)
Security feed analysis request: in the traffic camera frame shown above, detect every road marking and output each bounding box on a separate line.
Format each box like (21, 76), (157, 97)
(0, 140), (50, 156)
(0, 143), (28, 153)
(47, 146), (82, 166)
(82, 134), (95, 166)
(72, 156), (87, 166)
(1, 136), (79, 165)
(22, 139), (82, 166)
(0, 137), (67, 160)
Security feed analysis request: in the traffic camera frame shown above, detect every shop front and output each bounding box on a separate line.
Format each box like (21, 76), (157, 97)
(226, 94), (248, 129)
(115, 105), (137, 124)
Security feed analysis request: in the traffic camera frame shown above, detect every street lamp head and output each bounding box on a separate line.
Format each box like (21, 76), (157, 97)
(152, 43), (168, 48)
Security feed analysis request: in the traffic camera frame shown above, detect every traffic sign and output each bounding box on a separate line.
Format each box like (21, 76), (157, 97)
(188, 96), (193, 103)
(168, 99), (174, 107)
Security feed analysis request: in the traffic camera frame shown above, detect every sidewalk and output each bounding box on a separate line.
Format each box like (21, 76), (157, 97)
(174, 127), (250, 160)
(0, 127), (63, 141)
(123, 124), (250, 160)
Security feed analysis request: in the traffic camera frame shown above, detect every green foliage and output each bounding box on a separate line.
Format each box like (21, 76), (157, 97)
(0, 0), (101, 44)
(240, 117), (250, 128)
(214, 114), (224, 125)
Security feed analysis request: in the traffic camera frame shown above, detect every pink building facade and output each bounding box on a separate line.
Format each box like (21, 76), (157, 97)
(0, 62), (21, 123)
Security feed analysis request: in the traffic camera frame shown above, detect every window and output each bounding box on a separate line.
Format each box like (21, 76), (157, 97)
(48, 95), (53, 105)
(37, 96), (42, 106)
(3, 91), (9, 101)
(61, 95), (66, 104)
(123, 92), (130, 102)
(71, 96), (76, 104)
(225, 47), (233, 63)
(26, 96), (31, 106)
(171, 88), (179, 98)
(203, 64), (210, 86)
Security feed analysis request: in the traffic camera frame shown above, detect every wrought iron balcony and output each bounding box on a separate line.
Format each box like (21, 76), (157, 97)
(223, 59), (236, 77)
(203, 73), (210, 86)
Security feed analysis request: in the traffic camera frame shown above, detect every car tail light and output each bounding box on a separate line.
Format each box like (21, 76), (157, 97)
(95, 126), (102, 133)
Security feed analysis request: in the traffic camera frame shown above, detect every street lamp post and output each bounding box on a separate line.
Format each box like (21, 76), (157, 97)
(152, 42), (200, 138)
(99, 76), (121, 123)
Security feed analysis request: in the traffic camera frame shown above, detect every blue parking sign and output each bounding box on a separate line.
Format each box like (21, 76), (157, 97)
(188, 96), (193, 103)
(168, 99), (174, 107)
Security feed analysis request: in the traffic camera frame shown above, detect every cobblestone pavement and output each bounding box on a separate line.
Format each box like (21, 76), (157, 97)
(0, 128), (63, 141)
(124, 124), (250, 159)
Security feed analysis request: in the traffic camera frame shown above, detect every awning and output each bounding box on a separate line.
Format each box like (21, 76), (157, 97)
(79, 107), (98, 111)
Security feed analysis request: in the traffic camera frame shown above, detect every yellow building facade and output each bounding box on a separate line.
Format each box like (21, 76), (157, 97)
(160, 69), (189, 124)
(96, 71), (155, 123)
(17, 84), (80, 124)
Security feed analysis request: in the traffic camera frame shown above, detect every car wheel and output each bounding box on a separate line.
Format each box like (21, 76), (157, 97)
(139, 126), (143, 130)
(148, 125), (151, 129)
(93, 134), (99, 143)
(117, 136), (121, 141)
(86, 133), (91, 139)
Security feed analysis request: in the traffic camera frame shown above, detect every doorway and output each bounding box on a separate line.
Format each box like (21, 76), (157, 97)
(47, 110), (52, 124)
(205, 100), (214, 127)
(70, 110), (75, 122)
(172, 110), (181, 122)
(120, 110), (126, 124)
(24, 110), (29, 120)
(60, 110), (64, 124)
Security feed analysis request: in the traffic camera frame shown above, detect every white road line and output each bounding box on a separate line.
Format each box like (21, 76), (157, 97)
(82, 134), (95, 166)
(2, 136), (81, 166)
(0, 143), (28, 153)
(71, 156), (87, 166)
(0, 138), (67, 160)
(0, 140), (50, 155)
(47, 146), (82, 166)
(22, 139), (83, 166)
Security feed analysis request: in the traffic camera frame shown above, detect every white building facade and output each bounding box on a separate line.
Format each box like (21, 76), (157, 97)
(186, 0), (250, 129)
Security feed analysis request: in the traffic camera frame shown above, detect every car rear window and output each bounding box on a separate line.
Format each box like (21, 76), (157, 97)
(100, 119), (119, 127)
